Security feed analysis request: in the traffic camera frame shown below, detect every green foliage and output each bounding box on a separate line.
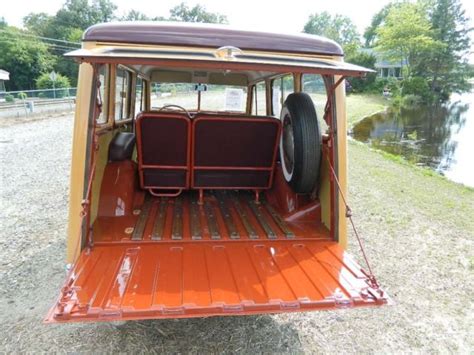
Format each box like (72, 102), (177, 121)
(346, 51), (377, 92)
(169, 3), (228, 24)
(120, 10), (154, 21)
(23, 0), (117, 86)
(0, 26), (55, 90)
(303, 11), (360, 52)
(5, 94), (14, 103)
(366, 77), (401, 96)
(363, 3), (397, 47)
(415, 0), (473, 98)
(370, 0), (472, 101)
(402, 94), (423, 107)
(17, 92), (28, 100)
(23, 12), (55, 37)
(375, 2), (443, 79)
(36, 72), (71, 98)
(401, 76), (432, 102)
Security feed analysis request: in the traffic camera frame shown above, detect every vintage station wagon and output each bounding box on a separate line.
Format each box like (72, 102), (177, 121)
(46, 22), (388, 323)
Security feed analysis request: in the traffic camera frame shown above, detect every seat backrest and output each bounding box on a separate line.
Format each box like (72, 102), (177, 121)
(136, 112), (191, 190)
(192, 114), (281, 189)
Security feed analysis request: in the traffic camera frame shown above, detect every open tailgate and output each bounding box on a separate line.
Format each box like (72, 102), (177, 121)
(46, 241), (388, 323)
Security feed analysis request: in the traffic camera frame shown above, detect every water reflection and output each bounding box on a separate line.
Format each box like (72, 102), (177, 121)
(352, 91), (474, 187)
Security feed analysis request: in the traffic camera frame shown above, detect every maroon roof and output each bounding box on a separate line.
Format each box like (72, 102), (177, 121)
(83, 22), (344, 57)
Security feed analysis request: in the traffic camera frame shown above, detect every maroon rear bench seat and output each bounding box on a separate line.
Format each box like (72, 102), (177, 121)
(192, 114), (281, 189)
(136, 112), (191, 191)
(136, 111), (281, 192)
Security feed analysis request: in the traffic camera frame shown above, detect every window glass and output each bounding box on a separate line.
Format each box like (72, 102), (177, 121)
(96, 65), (107, 124)
(302, 74), (328, 132)
(251, 82), (267, 116)
(134, 77), (144, 116)
(272, 74), (294, 116)
(115, 67), (131, 121)
(150, 83), (247, 112)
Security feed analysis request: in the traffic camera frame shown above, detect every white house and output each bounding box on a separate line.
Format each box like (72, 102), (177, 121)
(0, 69), (9, 92)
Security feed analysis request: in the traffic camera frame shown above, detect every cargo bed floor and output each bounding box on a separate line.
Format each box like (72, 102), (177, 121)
(93, 191), (329, 244)
(46, 240), (388, 322)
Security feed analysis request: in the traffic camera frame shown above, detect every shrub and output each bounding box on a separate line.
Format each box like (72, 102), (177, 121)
(17, 92), (27, 100)
(367, 77), (401, 96)
(402, 94), (423, 108)
(35, 72), (71, 98)
(401, 76), (432, 102)
(346, 51), (377, 93)
(5, 94), (14, 103)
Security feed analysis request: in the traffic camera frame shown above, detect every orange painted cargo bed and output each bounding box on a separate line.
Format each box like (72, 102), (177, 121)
(46, 240), (387, 323)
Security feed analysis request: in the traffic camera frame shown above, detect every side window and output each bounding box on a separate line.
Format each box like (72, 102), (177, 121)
(272, 74), (294, 116)
(115, 67), (132, 121)
(96, 65), (108, 124)
(251, 81), (267, 116)
(134, 77), (144, 116)
(302, 74), (328, 132)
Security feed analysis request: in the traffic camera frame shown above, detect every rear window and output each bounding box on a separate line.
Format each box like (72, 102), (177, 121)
(96, 65), (108, 124)
(272, 74), (294, 116)
(251, 82), (267, 116)
(135, 77), (144, 116)
(151, 83), (247, 113)
(302, 74), (328, 132)
(115, 67), (132, 121)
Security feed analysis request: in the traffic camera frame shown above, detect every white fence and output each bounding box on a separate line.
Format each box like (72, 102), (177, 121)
(0, 88), (77, 119)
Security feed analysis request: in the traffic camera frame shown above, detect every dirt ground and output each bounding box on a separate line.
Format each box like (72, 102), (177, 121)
(0, 114), (472, 353)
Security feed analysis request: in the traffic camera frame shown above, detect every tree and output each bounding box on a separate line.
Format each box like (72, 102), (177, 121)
(169, 3), (228, 24)
(303, 11), (360, 53)
(345, 51), (377, 92)
(23, 0), (118, 86)
(420, 0), (473, 97)
(0, 27), (55, 90)
(36, 72), (71, 98)
(23, 13), (55, 38)
(363, 3), (397, 47)
(120, 10), (151, 21)
(375, 2), (442, 78)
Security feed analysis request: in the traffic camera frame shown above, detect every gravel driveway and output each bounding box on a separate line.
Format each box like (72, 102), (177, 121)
(0, 114), (472, 353)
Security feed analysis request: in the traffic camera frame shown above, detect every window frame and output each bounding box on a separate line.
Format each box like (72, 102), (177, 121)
(250, 81), (267, 116)
(94, 64), (110, 128)
(134, 75), (145, 116)
(113, 64), (133, 126)
(270, 73), (295, 117)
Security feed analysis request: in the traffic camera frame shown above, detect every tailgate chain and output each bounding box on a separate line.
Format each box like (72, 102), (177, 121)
(325, 150), (381, 292)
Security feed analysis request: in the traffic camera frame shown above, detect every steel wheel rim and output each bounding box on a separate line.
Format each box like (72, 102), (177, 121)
(281, 112), (295, 181)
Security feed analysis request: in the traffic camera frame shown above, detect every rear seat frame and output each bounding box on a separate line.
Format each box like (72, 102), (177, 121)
(136, 111), (281, 196)
(191, 114), (281, 190)
(136, 112), (192, 195)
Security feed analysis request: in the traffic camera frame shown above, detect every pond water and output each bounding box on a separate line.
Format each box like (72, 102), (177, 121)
(352, 90), (474, 188)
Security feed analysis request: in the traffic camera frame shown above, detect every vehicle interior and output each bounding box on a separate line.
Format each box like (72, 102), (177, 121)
(91, 63), (332, 244)
(47, 59), (387, 322)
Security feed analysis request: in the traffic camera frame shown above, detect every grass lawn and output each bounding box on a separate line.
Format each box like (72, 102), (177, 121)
(346, 93), (388, 126)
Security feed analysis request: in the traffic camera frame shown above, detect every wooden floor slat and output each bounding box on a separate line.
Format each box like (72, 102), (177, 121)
(131, 198), (152, 241)
(151, 198), (167, 240)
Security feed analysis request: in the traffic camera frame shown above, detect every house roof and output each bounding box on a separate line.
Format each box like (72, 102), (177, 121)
(83, 22), (344, 57)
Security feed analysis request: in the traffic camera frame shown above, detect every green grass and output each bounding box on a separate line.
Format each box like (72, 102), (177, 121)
(348, 139), (474, 232)
(346, 93), (388, 126)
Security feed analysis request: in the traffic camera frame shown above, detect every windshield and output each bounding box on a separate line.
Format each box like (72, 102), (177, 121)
(151, 83), (247, 112)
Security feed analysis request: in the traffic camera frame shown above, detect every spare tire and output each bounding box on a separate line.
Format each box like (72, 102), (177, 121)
(279, 92), (322, 194)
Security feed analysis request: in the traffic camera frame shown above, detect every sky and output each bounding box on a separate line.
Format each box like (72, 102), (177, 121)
(2, 0), (474, 51)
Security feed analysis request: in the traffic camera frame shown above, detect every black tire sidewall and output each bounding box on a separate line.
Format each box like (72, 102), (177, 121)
(280, 93), (322, 194)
